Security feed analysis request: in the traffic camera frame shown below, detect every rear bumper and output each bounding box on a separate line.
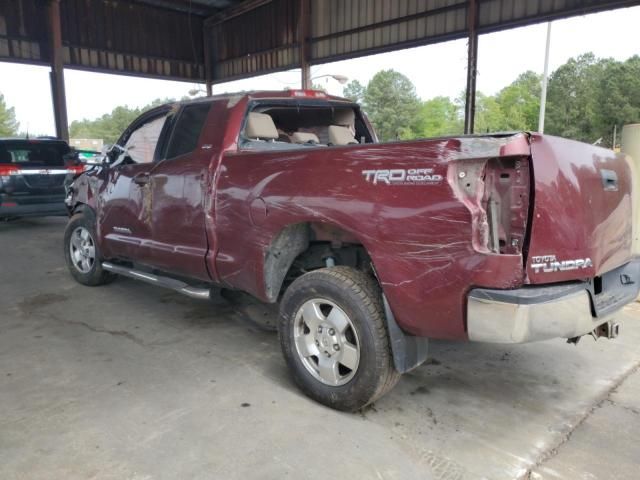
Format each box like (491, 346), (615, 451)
(0, 198), (67, 218)
(467, 259), (640, 343)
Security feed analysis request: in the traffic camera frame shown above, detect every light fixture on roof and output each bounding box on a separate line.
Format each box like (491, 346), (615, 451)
(311, 74), (349, 85)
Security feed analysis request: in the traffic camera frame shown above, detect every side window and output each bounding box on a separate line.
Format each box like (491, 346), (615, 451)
(165, 103), (211, 159)
(123, 115), (167, 164)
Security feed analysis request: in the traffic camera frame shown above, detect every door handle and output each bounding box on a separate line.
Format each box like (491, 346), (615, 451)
(600, 169), (618, 191)
(133, 172), (150, 186)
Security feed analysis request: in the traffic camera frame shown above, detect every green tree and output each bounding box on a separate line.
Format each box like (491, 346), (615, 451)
(473, 92), (507, 133)
(495, 71), (541, 131)
(362, 70), (422, 141)
(419, 96), (462, 137)
(0, 93), (19, 136)
(545, 53), (611, 143)
(593, 55), (640, 146)
(69, 98), (174, 144)
(342, 80), (365, 104)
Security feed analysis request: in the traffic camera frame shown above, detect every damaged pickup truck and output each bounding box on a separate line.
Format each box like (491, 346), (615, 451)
(64, 90), (639, 411)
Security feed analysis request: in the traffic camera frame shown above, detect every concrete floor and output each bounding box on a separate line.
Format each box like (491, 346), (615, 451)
(1, 217), (639, 480)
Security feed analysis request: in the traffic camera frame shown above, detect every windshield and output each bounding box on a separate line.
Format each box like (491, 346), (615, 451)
(0, 141), (70, 167)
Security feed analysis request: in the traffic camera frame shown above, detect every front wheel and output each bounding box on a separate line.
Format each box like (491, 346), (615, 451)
(279, 266), (400, 411)
(63, 211), (115, 286)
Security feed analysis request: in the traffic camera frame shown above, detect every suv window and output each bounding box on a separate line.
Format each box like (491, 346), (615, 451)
(123, 115), (167, 164)
(0, 141), (70, 167)
(165, 103), (210, 159)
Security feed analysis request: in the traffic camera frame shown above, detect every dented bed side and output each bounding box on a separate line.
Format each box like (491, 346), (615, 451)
(214, 126), (534, 340)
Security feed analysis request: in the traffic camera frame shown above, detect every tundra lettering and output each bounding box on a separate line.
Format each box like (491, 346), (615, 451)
(530, 255), (594, 274)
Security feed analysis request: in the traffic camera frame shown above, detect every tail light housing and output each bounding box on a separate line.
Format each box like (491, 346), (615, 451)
(0, 165), (19, 176)
(67, 164), (86, 174)
(448, 157), (531, 255)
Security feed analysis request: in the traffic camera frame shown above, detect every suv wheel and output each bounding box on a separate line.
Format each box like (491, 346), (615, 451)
(64, 211), (115, 286)
(279, 266), (400, 411)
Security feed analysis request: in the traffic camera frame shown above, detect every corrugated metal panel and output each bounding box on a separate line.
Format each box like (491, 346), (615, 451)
(310, 0), (467, 63)
(0, 0), (49, 64)
(478, 0), (639, 32)
(206, 0), (640, 82)
(209, 0), (299, 81)
(61, 0), (205, 80)
(0, 0), (205, 81)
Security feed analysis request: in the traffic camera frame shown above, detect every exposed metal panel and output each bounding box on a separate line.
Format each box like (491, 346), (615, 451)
(209, 0), (299, 81)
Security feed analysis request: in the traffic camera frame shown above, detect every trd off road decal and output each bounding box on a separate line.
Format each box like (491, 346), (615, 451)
(362, 168), (443, 185)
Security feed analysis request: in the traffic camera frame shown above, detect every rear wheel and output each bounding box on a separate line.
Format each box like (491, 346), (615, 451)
(64, 211), (115, 286)
(279, 266), (400, 411)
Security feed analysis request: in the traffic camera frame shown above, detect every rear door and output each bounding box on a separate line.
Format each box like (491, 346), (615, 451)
(0, 140), (73, 213)
(146, 101), (212, 281)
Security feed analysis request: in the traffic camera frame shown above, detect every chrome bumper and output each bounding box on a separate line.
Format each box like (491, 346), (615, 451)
(467, 260), (640, 343)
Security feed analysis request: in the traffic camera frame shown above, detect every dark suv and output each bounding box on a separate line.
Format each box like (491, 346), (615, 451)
(0, 138), (81, 220)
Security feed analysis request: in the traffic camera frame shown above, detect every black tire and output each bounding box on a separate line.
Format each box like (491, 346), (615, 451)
(279, 266), (400, 411)
(63, 211), (115, 286)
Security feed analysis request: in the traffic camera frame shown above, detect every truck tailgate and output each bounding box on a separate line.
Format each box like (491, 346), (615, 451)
(526, 134), (633, 284)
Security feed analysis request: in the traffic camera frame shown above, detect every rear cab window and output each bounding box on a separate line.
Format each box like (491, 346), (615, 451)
(238, 101), (374, 152)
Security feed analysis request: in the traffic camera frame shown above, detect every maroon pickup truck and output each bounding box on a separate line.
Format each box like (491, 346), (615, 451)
(64, 90), (639, 411)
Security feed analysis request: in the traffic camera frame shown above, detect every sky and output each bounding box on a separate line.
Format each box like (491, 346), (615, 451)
(1, 5), (639, 136)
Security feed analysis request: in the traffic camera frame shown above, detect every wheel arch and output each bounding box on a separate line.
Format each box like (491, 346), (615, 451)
(262, 221), (371, 303)
(263, 221), (429, 375)
(70, 202), (95, 217)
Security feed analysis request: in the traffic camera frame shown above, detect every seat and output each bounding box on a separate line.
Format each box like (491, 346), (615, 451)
(245, 112), (279, 141)
(328, 125), (358, 146)
(290, 132), (320, 144)
(333, 109), (355, 126)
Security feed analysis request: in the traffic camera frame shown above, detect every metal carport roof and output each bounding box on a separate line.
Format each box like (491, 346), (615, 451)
(0, 0), (638, 139)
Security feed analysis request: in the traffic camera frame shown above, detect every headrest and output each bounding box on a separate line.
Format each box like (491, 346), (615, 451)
(333, 109), (355, 126)
(291, 132), (320, 144)
(245, 112), (278, 140)
(328, 125), (358, 146)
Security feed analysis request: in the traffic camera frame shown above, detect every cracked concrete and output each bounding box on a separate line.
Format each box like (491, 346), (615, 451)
(529, 364), (640, 479)
(1, 217), (640, 480)
(523, 363), (640, 479)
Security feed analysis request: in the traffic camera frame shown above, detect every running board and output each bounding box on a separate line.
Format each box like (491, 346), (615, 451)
(102, 262), (211, 300)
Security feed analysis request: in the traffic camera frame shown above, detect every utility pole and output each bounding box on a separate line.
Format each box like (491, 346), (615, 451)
(463, 0), (478, 135)
(538, 22), (552, 134)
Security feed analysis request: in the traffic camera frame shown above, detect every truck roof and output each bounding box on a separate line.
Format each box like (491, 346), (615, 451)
(178, 89), (354, 107)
